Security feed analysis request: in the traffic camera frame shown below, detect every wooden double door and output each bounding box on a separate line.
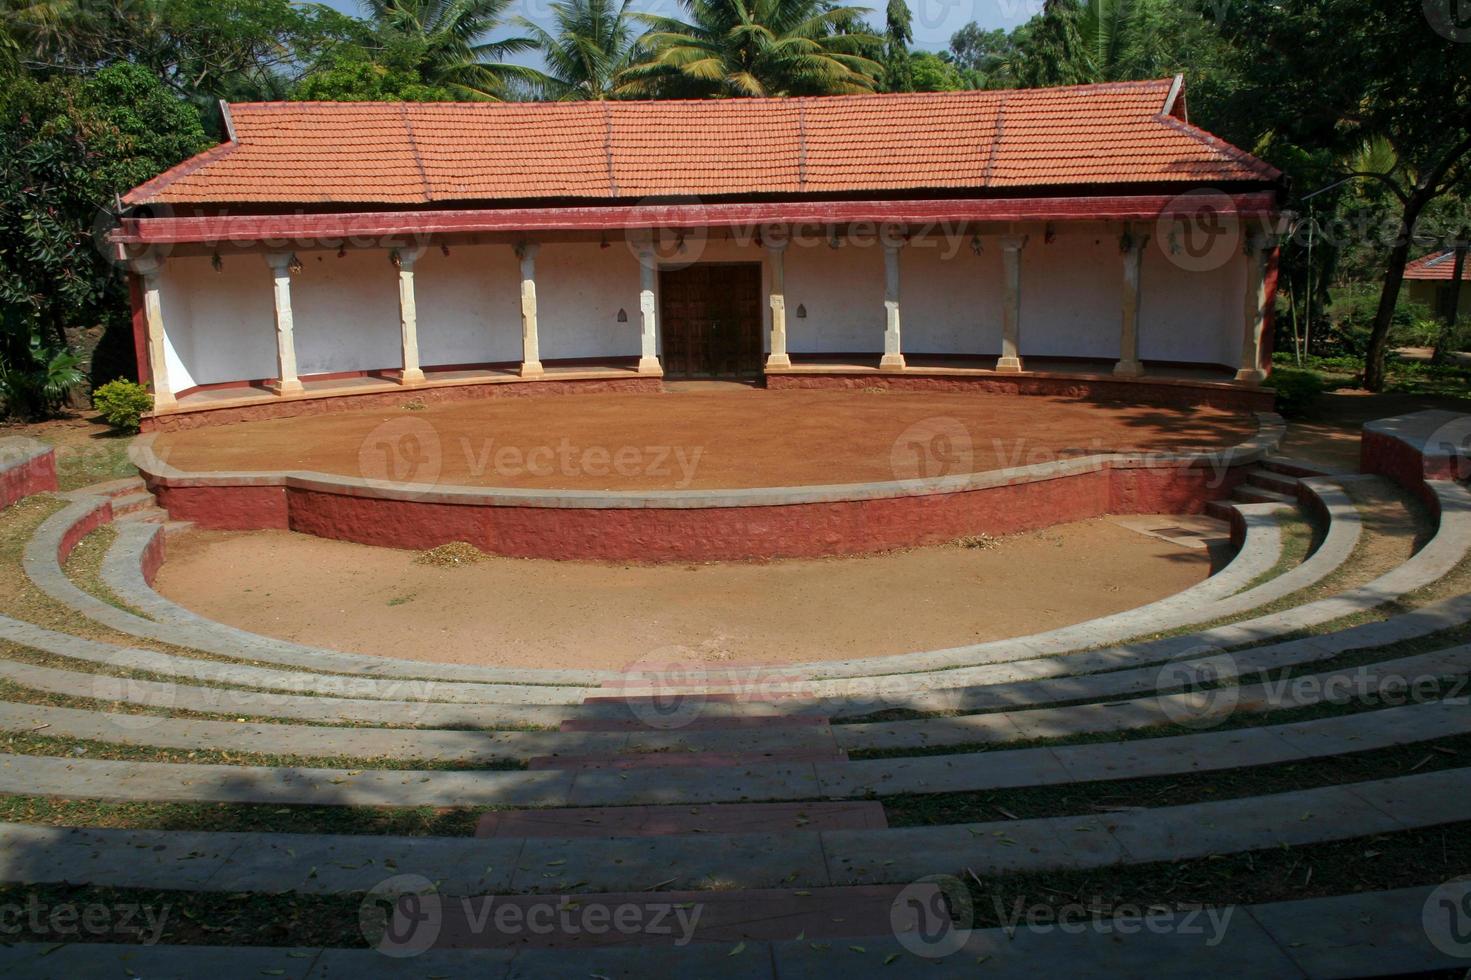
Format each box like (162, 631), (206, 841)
(659, 263), (764, 378)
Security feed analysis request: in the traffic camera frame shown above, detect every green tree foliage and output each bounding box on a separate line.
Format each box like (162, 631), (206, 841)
(0, 62), (209, 414)
(518, 0), (637, 100)
(1217, 0), (1471, 390)
(947, 23), (1019, 88)
(296, 36), (460, 101)
(910, 51), (964, 92)
(1012, 0), (1093, 88)
(620, 0), (883, 98)
(349, 0), (543, 100)
(881, 0), (912, 93)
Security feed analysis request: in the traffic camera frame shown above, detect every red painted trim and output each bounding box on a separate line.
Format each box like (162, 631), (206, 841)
(128, 274), (150, 387)
(0, 448), (59, 509)
(113, 194), (1282, 245)
(143, 459), (1252, 562)
(1261, 245), (1281, 375)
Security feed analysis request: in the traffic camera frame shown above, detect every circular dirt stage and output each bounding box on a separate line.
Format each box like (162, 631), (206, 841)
(133, 387), (1280, 561)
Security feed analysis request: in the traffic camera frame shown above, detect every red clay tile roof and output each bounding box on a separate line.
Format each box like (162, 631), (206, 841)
(1406, 250), (1471, 280)
(124, 79), (1280, 207)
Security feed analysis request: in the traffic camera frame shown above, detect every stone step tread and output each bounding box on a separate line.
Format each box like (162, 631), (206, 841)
(560, 715), (830, 733)
(1246, 469), (1300, 494)
(475, 802), (888, 838)
(528, 748), (848, 770)
(1233, 486), (1297, 506)
(81, 476), (146, 498)
(1204, 499), (1238, 521)
(423, 883), (937, 949)
(6, 884), (1465, 977)
(109, 490), (157, 513)
(1261, 454), (1339, 478)
(113, 507), (169, 524)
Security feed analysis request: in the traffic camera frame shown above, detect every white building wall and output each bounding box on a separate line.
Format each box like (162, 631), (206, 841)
(150, 225), (1245, 392)
(536, 243), (645, 360)
(290, 248), (401, 376)
(1138, 240), (1246, 367)
(784, 241), (885, 353)
(411, 244), (522, 367)
(156, 255), (277, 392)
(1018, 231), (1120, 360)
(900, 237), (1003, 355)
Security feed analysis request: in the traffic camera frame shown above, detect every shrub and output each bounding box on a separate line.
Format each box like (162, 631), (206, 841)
(0, 332), (85, 420)
(1263, 367), (1326, 418)
(92, 378), (154, 432)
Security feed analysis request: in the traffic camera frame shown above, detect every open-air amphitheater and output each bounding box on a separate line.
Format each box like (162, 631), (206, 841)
(0, 397), (1470, 977)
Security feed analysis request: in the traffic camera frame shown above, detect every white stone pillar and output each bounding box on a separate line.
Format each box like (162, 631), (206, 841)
(766, 238), (791, 370)
(1114, 228), (1148, 378)
(997, 235), (1027, 373)
(517, 243), (543, 377)
(880, 241), (905, 371)
(1236, 231), (1273, 384)
(396, 248), (426, 385)
(138, 268), (175, 410)
(265, 253), (303, 395)
(636, 244), (661, 375)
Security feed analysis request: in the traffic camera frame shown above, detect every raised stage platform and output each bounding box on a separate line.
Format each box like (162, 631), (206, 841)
(132, 387), (1284, 562)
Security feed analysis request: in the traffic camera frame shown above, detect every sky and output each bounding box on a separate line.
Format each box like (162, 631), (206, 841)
(315, 0), (1042, 65)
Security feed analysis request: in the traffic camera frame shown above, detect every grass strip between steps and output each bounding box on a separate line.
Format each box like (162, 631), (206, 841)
(0, 821), (1464, 950)
(0, 730), (524, 772)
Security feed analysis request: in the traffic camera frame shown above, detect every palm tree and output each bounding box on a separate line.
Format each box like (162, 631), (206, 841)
(518, 0), (636, 100)
(361, 0), (543, 99)
(619, 0), (882, 99)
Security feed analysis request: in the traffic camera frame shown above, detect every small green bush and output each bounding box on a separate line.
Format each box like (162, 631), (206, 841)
(92, 378), (154, 432)
(1263, 367), (1326, 418)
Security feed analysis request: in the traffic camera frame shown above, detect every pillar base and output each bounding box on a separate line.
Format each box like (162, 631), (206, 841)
(995, 356), (1023, 373)
(520, 361), (544, 378)
(765, 353), (792, 370)
(1112, 360), (1145, 378)
(269, 378), (305, 396)
(637, 356), (663, 376)
(879, 353), (906, 371)
(151, 393), (177, 412)
(400, 368), (426, 386)
(1234, 368), (1267, 385)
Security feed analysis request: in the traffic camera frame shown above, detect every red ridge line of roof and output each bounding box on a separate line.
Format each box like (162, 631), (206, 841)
(111, 192), (1281, 245)
(122, 139), (238, 206)
(399, 103), (432, 204)
(1154, 113), (1280, 181)
(216, 79), (1176, 112)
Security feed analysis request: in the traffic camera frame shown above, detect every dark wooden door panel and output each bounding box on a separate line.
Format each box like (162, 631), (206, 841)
(660, 264), (762, 378)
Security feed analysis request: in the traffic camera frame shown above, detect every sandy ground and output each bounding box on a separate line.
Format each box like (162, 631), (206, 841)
(153, 518), (1215, 669)
(147, 389), (1255, 491)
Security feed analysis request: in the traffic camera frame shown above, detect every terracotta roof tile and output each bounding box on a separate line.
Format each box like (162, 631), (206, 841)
(123, 79), (1280, 207)
(1406, 250), (1471, 281)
